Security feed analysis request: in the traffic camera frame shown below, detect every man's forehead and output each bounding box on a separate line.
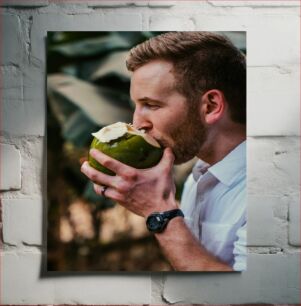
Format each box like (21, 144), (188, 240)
(132, 59), (174, 80)
(130, 60), (176, 97)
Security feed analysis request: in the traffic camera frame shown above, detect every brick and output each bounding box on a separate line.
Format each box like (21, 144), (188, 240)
(0, 143), (21, 191)
(2, 251), (55, 304)
(193, 11), (299, 67)
(247, 137), (300, 196)
(288, 195), (300, 246)
(248, 13), (299, 67)
(2, 198), (43, 246)
(148, 1), (175, 7)
(133, 1), (149, 6)
(0, 0), (49, 6)
(22, 65), (46, 136)
(247, 196), (277, 246)
(20, 137), (45, 196)
(2, 65), (45, 136)
(272, 139), (300, 190)
(287, 251), (301, 299)
(31, 13), (142, 64)
(53, 275), (150, 304)
(248, 66), (299, 136)
(273, 195), (289, 221)
(86, 0), (174, 7)
(1, 65), (30, 136)
(207, 0), (300, 7)
(163, 253), (300, 304)
(2, 100), (45, 136)
(150, 15), (195, 31)
(87, 1), (136, 7)
(87, 1), (149, 7)
(0, 65), (22, 102)
(1, 14), (46, 136)
(2, 13), (24, 65)
(2, 251), (151, 304)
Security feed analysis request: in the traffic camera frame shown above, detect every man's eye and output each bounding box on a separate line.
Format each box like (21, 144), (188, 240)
(145, 104), (159, 110)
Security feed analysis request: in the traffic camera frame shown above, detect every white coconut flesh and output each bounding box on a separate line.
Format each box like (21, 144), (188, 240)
(91, 122), (161, 148)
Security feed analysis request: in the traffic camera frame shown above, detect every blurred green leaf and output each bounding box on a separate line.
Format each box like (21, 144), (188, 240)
(91, 50), (131, 82)
(62, 110), (98, 147)
(48, 33), (130, 58)
(48, 31), (109, 45)
(47, 33), (131, 73)
(219, 31), (246, 54)
(48, 74), (133, 129)
(83, 180), (116, 209)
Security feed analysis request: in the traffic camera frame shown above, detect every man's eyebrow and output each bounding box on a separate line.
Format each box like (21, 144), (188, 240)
(137, 97), (164, 104)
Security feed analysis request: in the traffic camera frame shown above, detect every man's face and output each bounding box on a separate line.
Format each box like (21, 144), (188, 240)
(130, 60), (206, 164)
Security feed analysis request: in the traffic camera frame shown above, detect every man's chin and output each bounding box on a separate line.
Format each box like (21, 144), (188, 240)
(173, 152), (196, 165)
(156, 139), (198, 164)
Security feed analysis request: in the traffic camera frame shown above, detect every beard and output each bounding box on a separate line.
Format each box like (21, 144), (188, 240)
(158, 104), (207, 164)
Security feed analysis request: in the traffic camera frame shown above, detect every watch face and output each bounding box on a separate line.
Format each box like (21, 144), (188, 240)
(146, 210), (183, 233)
(146, 215), (164, 232)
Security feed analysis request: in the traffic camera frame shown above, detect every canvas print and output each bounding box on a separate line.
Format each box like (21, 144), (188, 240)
(47, 31), (246, 272)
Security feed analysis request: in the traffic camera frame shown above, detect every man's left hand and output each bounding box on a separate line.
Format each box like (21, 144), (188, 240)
(80, 147), (178, 217)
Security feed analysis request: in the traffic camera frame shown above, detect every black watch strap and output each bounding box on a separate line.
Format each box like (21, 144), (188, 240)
(164, 209), (184, 220)
(146, 209), (184, 233)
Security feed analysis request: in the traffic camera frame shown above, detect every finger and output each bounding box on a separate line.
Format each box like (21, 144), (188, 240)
(93, 184), (106, 197)
(90, 148), (134, 177)
(93, 183), (125, 202)
(157, 147), (175, 172)
(79, 156), (88, 165)
(81, 161), (117, 188)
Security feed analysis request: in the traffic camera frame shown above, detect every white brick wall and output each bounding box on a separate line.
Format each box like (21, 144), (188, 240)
(2, 252), (150, 304)
(289, 195), (300, 246)
(1, 0), (300, 304)
(163, 253), (300, 304)
(149, 15), (195, 30)
(2, 198), (43, 245)
(0, 144), (21, 190)
(248, 195), (277, 246)
(2, 13), (24, 65)
(0, 0), (49, 6)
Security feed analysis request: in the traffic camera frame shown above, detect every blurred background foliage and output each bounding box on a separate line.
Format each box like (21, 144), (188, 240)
(47, 31), (246, 271)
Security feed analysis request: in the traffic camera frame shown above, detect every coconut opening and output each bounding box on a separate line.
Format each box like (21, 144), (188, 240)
(92, 122), (128, 143)
(92, 122), (161, 148)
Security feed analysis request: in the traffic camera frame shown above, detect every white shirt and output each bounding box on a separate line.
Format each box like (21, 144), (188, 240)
(180, 141), (246, 271)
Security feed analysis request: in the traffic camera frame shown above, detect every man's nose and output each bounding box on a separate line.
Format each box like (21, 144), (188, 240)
(133, 109), (152, 131)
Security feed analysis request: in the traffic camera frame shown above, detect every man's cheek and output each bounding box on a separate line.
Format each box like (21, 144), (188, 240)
(156, 136), (173, 149)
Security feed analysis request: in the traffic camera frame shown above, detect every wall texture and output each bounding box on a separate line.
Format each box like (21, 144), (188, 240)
(0, 0), (300, 304)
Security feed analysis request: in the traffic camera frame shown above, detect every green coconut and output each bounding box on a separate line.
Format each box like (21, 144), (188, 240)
(89, 122), (163, 175)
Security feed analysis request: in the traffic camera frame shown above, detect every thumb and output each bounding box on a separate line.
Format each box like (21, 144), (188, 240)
(158, 147), (175, 171)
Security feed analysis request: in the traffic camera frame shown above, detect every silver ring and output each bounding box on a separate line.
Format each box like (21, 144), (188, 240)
(101, 186), (108, 197)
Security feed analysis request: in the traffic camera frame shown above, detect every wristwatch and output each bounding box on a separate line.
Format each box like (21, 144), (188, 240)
(146, 209), (184, 233)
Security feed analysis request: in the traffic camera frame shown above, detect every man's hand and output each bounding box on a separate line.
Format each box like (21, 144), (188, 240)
(81, 147), (233, 271)
(80, 147), (178, 217)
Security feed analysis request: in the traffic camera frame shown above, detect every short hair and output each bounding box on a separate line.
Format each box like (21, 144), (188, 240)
(126, 32), (246, 124)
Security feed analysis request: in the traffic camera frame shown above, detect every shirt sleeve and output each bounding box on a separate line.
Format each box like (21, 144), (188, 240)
(232, 222), (247, 271)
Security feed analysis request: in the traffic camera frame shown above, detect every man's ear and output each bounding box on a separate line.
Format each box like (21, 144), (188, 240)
(200, 89), (226, 125)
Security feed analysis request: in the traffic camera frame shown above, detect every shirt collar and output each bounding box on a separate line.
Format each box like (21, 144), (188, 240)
(192, 140), (246, 187)
(192, 159), (210, 181)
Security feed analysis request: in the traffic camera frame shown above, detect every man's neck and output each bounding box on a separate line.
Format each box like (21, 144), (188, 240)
(197, 124), (246, 165)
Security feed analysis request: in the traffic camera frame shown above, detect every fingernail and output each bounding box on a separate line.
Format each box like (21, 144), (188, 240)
(81, 161), (87, 171)
(90, 149), (97, 157)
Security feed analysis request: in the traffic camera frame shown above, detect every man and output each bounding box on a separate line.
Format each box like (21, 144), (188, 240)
(81, 32), (246, 271)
